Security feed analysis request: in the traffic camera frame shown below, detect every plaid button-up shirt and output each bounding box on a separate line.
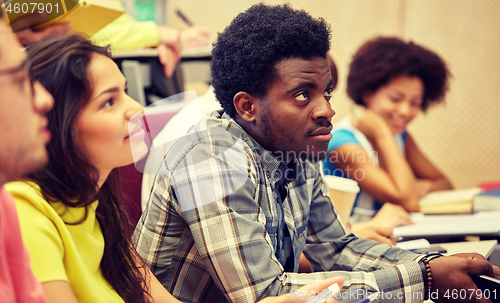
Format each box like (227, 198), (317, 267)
(133, 110), (425, 303)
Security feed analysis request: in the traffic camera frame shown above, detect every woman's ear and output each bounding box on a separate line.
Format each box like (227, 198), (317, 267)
(233, 92), (257, 123)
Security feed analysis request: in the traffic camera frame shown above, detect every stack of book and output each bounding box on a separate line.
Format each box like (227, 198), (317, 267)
(474, 189), (500, 212)
(418, 182), (500, 215)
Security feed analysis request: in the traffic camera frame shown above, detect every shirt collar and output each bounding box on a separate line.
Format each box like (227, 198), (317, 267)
(220, 111), (298, 187)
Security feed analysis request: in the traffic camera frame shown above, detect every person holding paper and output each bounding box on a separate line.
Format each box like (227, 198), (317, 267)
(92, 10), (210, 78)
(324, 37), (454, 222)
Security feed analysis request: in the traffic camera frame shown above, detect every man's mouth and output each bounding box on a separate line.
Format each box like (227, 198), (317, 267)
(309, 125), (333, 141)
(309, 125), (333, 137)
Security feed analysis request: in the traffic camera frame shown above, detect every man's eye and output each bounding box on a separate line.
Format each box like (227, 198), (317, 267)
(324, 88), (332, 98)
(295, 92), (309, 101)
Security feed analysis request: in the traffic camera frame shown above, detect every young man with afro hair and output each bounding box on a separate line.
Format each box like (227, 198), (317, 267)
(134, 4), (498, 303)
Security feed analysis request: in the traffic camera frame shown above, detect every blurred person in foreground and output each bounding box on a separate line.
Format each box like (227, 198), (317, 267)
(0, 8), (53, 302)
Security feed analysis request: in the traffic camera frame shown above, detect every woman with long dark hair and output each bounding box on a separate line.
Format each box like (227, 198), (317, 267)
(5, 34), (343, 303)
(6, 34), (178, 303)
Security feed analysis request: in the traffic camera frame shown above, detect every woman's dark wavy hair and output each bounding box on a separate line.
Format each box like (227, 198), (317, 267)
(211, 3), (331, 117)
(26, 34), (150, 303)
(347, 36), (451, 111)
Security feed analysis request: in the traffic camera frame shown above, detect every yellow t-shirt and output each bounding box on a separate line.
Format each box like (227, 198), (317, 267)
(6, 181), (124, 303)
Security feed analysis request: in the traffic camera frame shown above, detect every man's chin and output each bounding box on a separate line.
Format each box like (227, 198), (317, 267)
(24, 152), (49, 176)
(299, 150), (328, 163)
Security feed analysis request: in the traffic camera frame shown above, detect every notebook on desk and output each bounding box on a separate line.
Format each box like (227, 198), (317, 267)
(394, 211), (500, 238)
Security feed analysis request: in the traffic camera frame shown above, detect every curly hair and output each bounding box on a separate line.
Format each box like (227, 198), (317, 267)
(347, 36), (451, 111)
(211, 3), (331, 117)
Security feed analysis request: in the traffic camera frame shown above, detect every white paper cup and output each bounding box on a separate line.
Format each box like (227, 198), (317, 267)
(323, 175), (360, 224)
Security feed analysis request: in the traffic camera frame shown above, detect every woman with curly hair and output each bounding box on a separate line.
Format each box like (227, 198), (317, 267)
(324, 37), (453, 223)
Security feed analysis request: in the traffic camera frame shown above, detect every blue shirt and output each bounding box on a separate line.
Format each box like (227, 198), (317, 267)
(323, 118), (407, 218)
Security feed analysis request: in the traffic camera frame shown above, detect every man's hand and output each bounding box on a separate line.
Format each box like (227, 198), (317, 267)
(451, 253), (500, 277)
(11, 13), (70, 46)
(257, 277), (344, 303)
(430, 254), (499, 302)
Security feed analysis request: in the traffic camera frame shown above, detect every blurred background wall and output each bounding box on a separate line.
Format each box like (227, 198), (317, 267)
(168, 0), (500, 188)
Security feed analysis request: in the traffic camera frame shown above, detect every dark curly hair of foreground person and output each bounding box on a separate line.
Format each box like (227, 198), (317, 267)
(347, 36), (451, 111)
(211, 3), (332, 117)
